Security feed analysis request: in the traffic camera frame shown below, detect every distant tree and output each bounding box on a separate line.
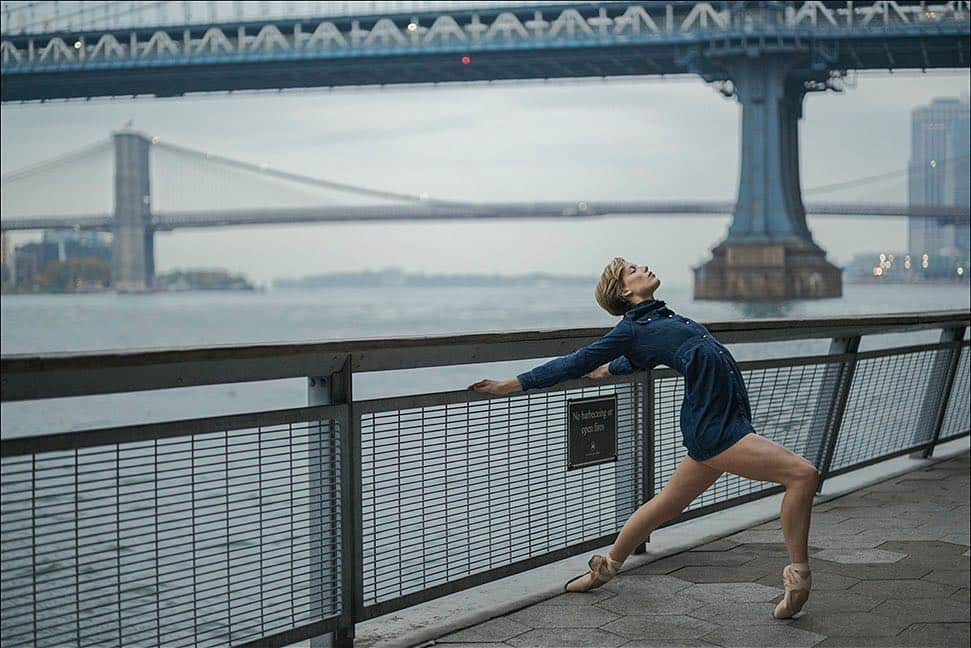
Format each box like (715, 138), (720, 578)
(38, 258), (111, 292)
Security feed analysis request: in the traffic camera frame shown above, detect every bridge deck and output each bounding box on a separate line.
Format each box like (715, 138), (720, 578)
(2, 1), (969, 101)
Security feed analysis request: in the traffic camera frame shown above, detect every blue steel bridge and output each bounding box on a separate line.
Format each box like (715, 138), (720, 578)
(2, 1), (970, 298)
(1, 1), (969, 100)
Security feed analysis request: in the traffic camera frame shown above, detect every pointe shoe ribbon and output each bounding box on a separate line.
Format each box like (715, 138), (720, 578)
(564, 554), (624, 592)
(773, 562), (812, 619)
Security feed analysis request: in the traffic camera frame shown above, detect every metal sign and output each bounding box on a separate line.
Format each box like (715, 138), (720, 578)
(566, 395), (618, 469)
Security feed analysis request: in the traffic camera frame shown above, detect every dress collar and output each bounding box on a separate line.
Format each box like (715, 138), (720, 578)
(623, 299), (674, 320)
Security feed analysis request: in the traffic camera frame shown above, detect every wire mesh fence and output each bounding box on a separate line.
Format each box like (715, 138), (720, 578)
(0, 407), (343, 648)
(1, 319), (969, 647)
(830, 346), (952, 471)
(940, 344), (971, 442)
(357, 380), (645, 611)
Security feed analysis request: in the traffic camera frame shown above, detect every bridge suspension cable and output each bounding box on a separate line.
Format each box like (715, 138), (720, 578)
(804, 153), (971, 196)
(153, 139), (493, 209)
(0, 138), (112, 184)
(2, 133), (967, 223)
(1, 137), (114, 219)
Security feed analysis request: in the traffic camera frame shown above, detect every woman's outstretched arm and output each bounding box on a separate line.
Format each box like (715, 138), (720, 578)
(468, 320), (634, 396)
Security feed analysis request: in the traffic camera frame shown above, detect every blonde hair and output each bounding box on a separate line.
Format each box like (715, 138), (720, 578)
(595, 257), (630, 316)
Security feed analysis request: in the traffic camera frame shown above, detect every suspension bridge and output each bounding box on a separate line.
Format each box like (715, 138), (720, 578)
(2, 129), (967, 290)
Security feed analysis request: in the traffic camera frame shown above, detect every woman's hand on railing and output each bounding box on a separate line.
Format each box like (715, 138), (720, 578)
(583, 364), (611, 380)
(468, 378), (522, 396)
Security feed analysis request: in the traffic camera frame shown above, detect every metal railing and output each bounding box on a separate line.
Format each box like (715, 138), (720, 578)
(1, 310), (969, 647)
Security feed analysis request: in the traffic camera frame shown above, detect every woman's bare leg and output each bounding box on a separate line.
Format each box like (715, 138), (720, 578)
(702, 433), (819, 565)
(609, 456), (723, 562)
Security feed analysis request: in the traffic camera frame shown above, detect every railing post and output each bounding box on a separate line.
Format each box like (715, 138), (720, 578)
(634, 371), (655, 554)
(917, 326), (967, 459)
(308, 356), (359, 648)
(814, 336), (861, 493)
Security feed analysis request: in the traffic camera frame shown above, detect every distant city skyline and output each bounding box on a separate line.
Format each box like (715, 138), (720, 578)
(2, 70), (969, 285)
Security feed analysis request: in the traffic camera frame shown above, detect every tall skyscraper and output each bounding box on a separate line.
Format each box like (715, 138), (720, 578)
(908, 97), (971, 261)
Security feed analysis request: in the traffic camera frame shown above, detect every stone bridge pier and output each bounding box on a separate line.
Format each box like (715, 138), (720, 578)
(693, 53), (843, 301)
(110, 130), (154, 292)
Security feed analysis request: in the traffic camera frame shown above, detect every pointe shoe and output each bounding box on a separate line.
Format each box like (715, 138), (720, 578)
(564, 554), (624, 592)
(773, 563), (812, 619)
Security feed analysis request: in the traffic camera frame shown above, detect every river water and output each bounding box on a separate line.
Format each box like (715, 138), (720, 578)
(2, 282), (969, 438)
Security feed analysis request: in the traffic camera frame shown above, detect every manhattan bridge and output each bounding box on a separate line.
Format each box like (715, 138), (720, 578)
(2, 1), (970, 298)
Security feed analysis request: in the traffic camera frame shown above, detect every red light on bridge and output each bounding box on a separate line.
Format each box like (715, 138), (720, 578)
(460, 55), (471, 65)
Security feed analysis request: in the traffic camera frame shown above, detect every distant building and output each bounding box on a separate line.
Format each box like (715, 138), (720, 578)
(11, 229), (111, 289)
(12, 240), (59, 288)
(908, 97), (971, 262)
(41, 229), (111, 265)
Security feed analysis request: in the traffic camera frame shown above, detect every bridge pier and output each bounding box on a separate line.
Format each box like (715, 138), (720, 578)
(693, 56), (842, 301)
(111, 130), (154, 292)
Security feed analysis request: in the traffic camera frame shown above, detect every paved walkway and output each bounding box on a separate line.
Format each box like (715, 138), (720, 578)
(427, 452), (970, 648)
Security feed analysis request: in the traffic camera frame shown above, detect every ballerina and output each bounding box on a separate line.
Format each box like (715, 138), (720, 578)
(469, 257), (817, 619)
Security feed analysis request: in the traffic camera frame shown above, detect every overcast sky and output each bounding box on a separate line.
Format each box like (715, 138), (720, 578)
(2, 68), (969, 286)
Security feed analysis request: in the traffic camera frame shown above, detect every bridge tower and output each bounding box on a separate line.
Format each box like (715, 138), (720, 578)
(111, 130), (154, 291)
(693, 52), (843, 300)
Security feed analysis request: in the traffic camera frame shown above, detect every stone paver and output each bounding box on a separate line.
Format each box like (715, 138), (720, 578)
(596, 592), (706, 616)
(870, 597), (971, 623)
(615, 640), (714, 648)
(849, 577), (958, 600)
(601, 614), (718, 641)
(686, 601), (791, 627)
(811, 548), (906, 564)
(789, 612), (911, 638)
(701, 625), (826, 647)
(802, 534), (886, 550)
(426, 453), (971, 648)
(811, 558), (934, 580)
(628, 550), (758, 575)
(895, 622), (971, 646)
(814, 637), (919, 647)
(877, 539), (969, 558)
(939, 532), (971, 546)
(505, 627), (627, 647)
(437, 617), (531, 643)
(680, 582), (783, 603)
(666, 564), (774, 583)
(922, 568), (971, 588)
(787, 590), (883, 614)
(505, 604), (619, 628)
(949, 588), (971, 604)
(601, 574), (694, 597)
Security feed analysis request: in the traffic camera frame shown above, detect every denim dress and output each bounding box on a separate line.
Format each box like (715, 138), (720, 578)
(516, 299), (754, 462)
